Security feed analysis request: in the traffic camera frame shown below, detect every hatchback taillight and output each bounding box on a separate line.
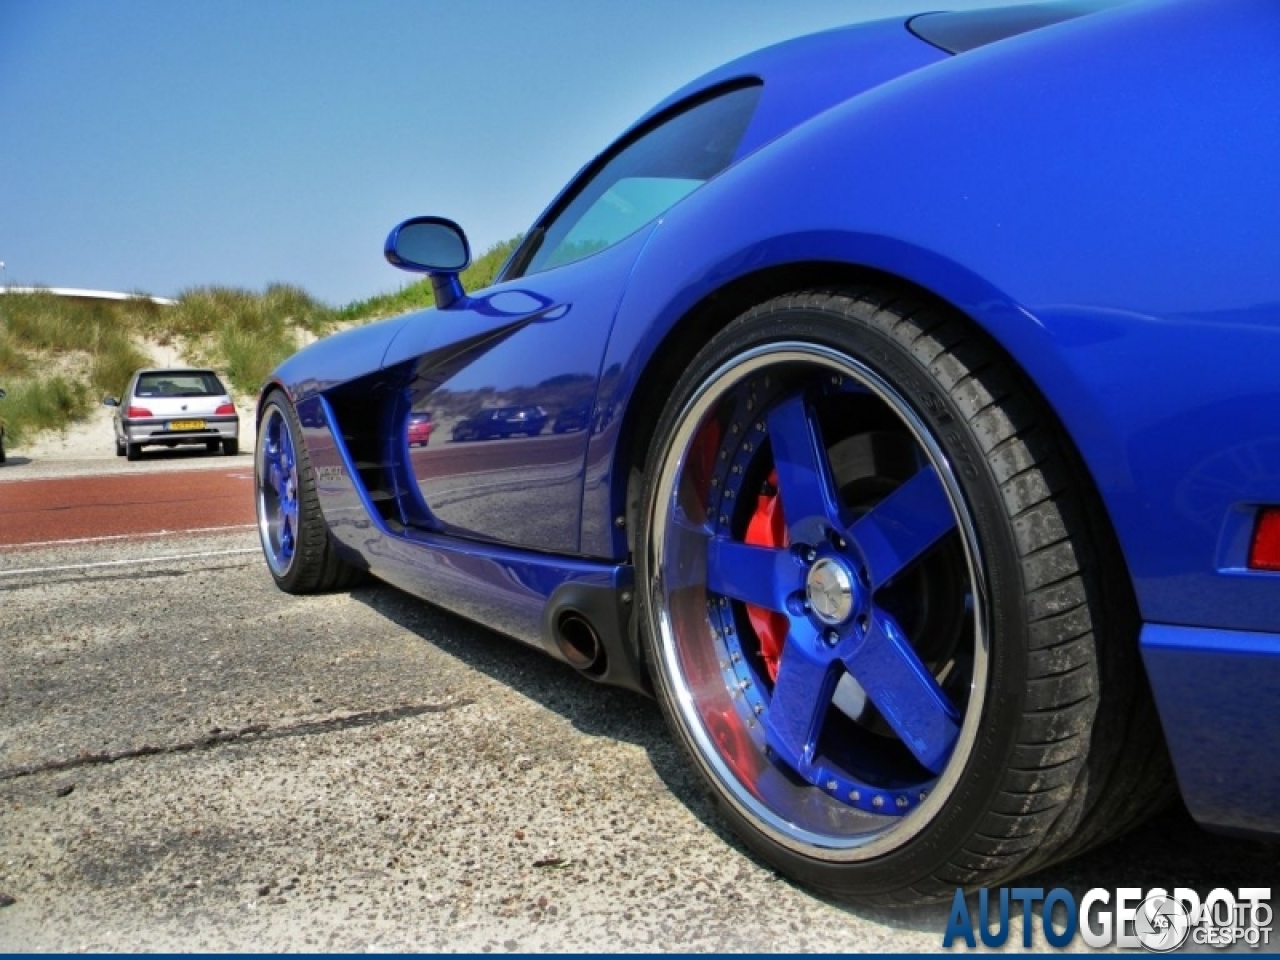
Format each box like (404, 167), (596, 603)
(215, 403), (236, 415)
(126, 406), (153, 418)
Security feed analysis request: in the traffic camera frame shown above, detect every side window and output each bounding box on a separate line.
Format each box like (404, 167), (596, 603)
(517, 83), (762, 277)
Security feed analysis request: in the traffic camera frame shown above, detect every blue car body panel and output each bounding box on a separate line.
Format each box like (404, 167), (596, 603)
(385, 225), (656, 553)
(291, 393), (633, 664)
(263, 0), (1280, 839)
(1141, 625), (1280, 838)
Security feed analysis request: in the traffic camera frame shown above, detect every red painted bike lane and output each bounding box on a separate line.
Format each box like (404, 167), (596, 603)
(0, 469), (255, 547)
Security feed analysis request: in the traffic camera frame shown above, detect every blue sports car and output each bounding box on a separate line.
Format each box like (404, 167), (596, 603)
(255, 0), (1280, 903)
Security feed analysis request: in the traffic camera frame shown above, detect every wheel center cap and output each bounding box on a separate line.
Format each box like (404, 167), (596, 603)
(806, 557), (856, 626)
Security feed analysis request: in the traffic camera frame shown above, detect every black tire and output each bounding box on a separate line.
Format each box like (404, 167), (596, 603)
(0, 439), (6, 464)
(115, 436), (126, 457)
(255, 391), (363, 594)
(636, 288), (1170, 905)
(206, 440), (220, 453)
(222, 438), (239, 456)
(126, 443), (141, 462)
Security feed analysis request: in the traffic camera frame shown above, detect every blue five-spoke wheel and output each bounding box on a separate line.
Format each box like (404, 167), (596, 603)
(256, 402), (301, 578)
(646, 338), (988, 862)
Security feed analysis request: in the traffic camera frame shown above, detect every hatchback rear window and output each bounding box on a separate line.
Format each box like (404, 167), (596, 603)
(135, 372), (227, 398)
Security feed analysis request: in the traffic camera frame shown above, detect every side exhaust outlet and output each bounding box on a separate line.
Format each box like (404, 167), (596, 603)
(555, 611), (607, 677)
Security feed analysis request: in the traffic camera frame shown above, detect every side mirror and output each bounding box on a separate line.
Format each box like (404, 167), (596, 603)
(384, 216), (472, 310)
(103, 396), (119, 407)
(0, 388), (6, 400)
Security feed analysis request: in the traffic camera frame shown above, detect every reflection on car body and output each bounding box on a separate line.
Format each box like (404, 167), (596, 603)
(406, 411), (433, 447)
(551, 401), (591, 434)
(450, 405), (548, 442)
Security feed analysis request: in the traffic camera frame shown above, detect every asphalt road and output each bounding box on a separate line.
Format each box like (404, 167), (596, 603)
(0, 452), (1275, 951)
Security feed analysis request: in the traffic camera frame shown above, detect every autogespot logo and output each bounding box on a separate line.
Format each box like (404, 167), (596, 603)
(943, 886), (1273, 951)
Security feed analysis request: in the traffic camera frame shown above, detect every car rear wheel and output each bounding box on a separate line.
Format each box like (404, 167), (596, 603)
(223, 438), (239, 456)
(206, 440), (220, 453)
(255, 392), (362, 594)
(126, 443), (141, 461)
(115, 436), (126, 457)
(637, 288), (1170, 904)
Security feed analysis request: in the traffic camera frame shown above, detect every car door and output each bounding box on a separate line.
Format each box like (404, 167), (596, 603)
(385, 81), (763, 554)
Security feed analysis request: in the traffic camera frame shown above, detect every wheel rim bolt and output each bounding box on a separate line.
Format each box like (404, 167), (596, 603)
(896, 795), (909, 809)
(824, 629), (840, 646)
(872, 795), (884, 809)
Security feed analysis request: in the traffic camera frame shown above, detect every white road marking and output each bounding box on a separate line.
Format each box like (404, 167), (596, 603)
(0, 547), (259, 577)
(0, 523), (257, 551)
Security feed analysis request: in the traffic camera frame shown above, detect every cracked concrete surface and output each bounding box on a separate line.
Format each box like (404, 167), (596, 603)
(0, 528), (1274, 952)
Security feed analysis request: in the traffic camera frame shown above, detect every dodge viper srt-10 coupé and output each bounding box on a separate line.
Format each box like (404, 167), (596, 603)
(254, 0), (1280, 903)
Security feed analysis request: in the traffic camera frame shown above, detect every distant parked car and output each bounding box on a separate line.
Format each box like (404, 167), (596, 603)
(407, 411), (433, 447)
(451, 405), (547, 442)
(104, 368), (239, 461)
(0, 386), (7, 464)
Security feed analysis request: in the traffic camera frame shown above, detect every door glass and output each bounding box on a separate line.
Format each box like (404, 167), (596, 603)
(519, 83), (762, 277)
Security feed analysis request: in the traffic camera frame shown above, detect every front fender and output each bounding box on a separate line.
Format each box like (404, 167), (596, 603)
(257, 311), (419, 420)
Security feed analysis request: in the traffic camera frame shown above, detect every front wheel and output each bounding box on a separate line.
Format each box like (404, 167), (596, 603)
(255, 393), (362, 593)
(637, 289), (1169, 904)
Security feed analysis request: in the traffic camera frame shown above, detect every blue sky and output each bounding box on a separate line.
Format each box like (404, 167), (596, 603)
(2, 0), (1024, 307)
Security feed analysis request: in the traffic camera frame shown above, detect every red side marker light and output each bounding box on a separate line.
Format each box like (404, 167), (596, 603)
(1248, 508), (1280, 571)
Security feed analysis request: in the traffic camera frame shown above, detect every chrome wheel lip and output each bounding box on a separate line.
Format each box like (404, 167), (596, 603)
(646, 341), (990, 861)
(255, 404), (299, 578)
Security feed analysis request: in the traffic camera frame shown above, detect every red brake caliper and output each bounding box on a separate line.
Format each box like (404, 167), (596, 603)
(744, 470), (789, 682)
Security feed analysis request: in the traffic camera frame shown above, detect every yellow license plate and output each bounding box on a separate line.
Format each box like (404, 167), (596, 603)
(168, 419), (206, 431)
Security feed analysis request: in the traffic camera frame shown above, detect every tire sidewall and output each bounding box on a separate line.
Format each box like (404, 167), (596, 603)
(256, 394), (305, 591)
(637, 300), (1032, 897)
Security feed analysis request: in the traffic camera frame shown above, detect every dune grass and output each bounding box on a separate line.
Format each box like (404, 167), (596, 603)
(169, 284), (340, 395)
(0, 376), (89, 448)
(0, 234), (522, 448)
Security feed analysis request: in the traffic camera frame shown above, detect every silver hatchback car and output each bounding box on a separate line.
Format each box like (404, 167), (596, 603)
(104, 368), (240, 460)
